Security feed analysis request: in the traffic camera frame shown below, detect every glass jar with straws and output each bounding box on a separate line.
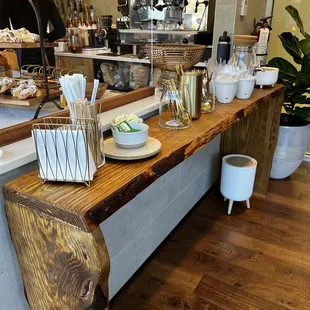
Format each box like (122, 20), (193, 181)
(159, 80), (192, 130)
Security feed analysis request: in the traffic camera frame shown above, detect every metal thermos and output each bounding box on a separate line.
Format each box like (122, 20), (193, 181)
(217, 31), (231, 63)
(88, 30), (96, 47)
(181, 72), (203, 119)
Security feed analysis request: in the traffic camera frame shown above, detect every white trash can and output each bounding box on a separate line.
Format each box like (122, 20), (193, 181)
(221, 154), (257, 215)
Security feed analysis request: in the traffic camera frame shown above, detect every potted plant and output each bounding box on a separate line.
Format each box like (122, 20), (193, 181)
(268, 5), (310, 179)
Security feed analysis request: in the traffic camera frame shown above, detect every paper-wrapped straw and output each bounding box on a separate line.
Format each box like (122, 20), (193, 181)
(59, 74), (87, 118)
(91, 79), (99, 105)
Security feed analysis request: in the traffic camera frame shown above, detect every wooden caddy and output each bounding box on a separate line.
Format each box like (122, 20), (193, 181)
(3, 86), (284, 309)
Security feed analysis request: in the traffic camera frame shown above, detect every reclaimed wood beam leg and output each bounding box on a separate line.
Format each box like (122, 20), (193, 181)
(4, 200), (110, 310)
(221, 92), (284, 196)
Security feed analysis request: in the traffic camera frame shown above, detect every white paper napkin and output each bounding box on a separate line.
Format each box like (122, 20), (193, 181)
(32, 128), (96, 183)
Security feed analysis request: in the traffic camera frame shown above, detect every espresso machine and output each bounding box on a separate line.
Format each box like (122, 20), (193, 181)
(128, 0), (189, 29)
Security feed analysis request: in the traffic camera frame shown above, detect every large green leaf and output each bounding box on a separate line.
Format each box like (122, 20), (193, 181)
(296, 54), (310, 85)
(293, 106), (310, 121)
(300, 39), (310, 56)
(279, 32), (302, 64)
(268, 57), (298, 83)
(286, 5), (310, 40)
(292, 95), (310, 104)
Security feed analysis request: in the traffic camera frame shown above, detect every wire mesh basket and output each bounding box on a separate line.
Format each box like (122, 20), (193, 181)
(32, 117), (104, 186)
(145, 43), (206, 71)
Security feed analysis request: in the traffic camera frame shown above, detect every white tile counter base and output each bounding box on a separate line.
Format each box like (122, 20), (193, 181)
(101, 135), (221, 298)
(0, 132), (220, 309)
(0, 161), (37, 310)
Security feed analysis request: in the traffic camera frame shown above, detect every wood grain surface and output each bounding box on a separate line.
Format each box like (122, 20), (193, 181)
(0, 89), (62, 106)
(221, 91), (283, 195)
(5, 200), (110, 310)
(55, 56), (94, 82)
(111, 161), (310, 310)
(0, 86), (155, 147)
(3, 85), (284, 232)
(0, 42), (58, 49)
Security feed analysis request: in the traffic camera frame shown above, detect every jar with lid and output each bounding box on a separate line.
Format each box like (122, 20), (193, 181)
(230, 44), (259, 76)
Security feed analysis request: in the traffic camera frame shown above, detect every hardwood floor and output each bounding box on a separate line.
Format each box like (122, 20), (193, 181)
(110, 162), (310, 310)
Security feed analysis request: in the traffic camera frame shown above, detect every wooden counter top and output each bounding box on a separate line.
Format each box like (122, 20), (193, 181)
(3, 85), (284, 232)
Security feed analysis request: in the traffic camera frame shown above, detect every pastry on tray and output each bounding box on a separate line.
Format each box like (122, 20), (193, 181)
(11, 85), (25, 98)
(11, 79), (33, 97)
(18, 85), (38, 100)
(0, 28), (39, 43)
(0, 77), (16, 94)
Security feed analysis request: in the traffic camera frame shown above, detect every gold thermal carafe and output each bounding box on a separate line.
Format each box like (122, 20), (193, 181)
(181, 71), (203, 119)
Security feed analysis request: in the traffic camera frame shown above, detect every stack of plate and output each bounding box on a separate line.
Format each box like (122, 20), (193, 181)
(104, 121), (162, 161)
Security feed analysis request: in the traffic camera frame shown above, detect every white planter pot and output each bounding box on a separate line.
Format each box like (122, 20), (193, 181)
(215, 80), (238, 104)
(236, 77), (256, 99)
(271, 124), (310, 179)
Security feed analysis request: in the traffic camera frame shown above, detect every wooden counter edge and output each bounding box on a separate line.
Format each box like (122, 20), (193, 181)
(5, 199), (110, 310)
(3, 86), (284, 232)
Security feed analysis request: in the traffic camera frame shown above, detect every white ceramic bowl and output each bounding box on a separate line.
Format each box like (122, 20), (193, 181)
(215, 80), (239, 104)
(236, 77), (256, 99)
(112, 122), (149, 149)
(255, 67), (279, 88)
(111, 117), (143, 128)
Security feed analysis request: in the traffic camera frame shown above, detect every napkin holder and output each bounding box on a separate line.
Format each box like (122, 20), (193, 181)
(32, 117), (105, 186)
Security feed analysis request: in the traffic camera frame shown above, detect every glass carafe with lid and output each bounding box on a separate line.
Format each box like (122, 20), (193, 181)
(230, 45), (257, 74)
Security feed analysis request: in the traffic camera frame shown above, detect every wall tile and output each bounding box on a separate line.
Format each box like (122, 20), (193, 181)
(217, 0), (237, 6)
(204, 162), (220, 195)
(0, 162), (36, 310)
(212, 4), (237, 57)
(180, 135), (221, 191)
(0, 256), (29, 310)
(109, 172), (205, 298)
(101, 165), (181, 259)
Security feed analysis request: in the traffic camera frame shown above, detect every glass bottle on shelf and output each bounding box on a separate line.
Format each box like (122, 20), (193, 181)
(79, 7), (85, 27)
(84, 5), (90, 26)
(159, 81), (192, 130)
(73, 3), (79, 28)
(90, 5), (95, 23)
(68, 28), (84, 53)
(67, 1), (73, 28)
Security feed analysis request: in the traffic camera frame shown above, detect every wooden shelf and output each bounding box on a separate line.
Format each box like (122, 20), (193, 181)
(0, 42), (58, 49)
(0, 89), (61, 106)
(3, 85), (284, 232)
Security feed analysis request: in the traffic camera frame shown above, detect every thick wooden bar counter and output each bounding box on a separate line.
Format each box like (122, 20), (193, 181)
(3, 85), (284, 310)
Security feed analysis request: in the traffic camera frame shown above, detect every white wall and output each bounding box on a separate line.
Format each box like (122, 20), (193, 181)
(268, 0), (310, 62)
(234, 0), (268, 35)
